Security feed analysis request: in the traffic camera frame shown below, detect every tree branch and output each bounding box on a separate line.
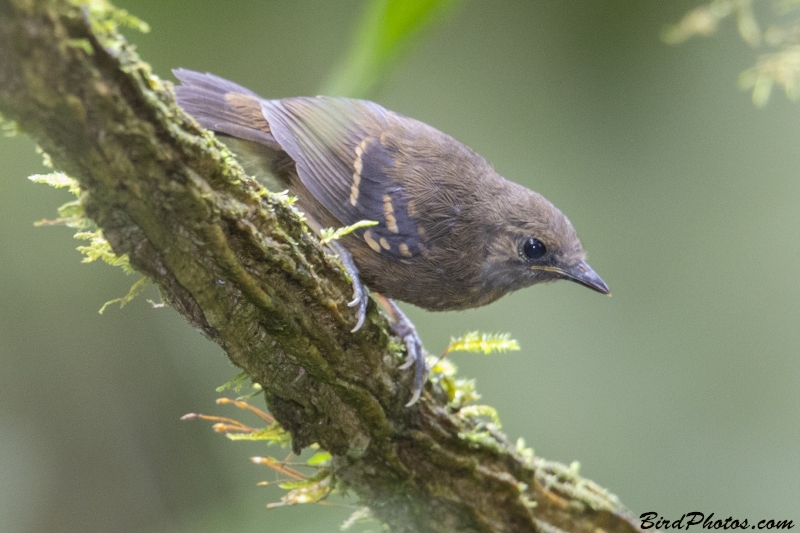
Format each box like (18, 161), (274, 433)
(0, 2), (647, 532)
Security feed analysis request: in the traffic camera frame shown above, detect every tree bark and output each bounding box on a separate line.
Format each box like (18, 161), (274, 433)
(0, 2), (648, 532)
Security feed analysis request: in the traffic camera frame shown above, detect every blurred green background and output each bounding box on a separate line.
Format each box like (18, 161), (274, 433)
(1, 1), (798, 532)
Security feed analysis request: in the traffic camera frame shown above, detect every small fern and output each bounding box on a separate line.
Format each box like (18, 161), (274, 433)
(444, 331), (521, 355)
(319, 220), (378, 245)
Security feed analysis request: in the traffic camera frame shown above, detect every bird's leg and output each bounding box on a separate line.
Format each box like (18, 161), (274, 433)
(302, 216), (369, 332)
(305, 219), (425, 404)
(325, 239), (369, 332)
(372, 293), (428, 406)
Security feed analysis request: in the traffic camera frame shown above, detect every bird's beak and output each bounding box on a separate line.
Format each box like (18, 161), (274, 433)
(563, 260), (610, 295)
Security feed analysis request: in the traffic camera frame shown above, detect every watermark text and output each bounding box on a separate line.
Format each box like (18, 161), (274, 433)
(640, 512), (794, 531)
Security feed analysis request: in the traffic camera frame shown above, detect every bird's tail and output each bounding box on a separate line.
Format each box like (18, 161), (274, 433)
(172, 68), (280, 149)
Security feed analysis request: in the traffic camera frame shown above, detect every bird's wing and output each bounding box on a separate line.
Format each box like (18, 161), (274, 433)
(260, 96), (425, 259)
(173, 69), (282, 149)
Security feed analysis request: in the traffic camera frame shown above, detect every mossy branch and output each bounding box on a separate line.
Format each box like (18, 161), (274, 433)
(0, 2), (647, 532)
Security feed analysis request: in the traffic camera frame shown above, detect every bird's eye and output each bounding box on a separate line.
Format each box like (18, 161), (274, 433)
(522, 238), (547, 260)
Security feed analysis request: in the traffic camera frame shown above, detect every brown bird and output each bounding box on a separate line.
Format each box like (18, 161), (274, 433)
(173, 69), (609, 405)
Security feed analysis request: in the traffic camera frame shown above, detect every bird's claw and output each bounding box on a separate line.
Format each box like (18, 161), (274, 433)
(326, 239), (369, 332)
(401, 331), (426, 407)
(323, 239), (427, 405)
(398, 349), (415, 370)
(379, 299), (427, 406)
(347, 279), (368, 333)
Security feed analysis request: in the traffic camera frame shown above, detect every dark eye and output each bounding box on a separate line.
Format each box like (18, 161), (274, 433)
(522, 238), (547, 260)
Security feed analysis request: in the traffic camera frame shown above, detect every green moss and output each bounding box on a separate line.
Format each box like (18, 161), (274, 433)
(428, 357), (480, 407)
(319, 219), (378, 245)
(458, 405), (501, 428)
(98, 276), (147, 314)
(73, 0), (150, 36)
(445, 331), (521, 355)
(65, 38), (93, 55)
(216, 371), (251, 394)
(30, 172), (144, 312)
(75, 230), (133, 273)
(226, 422), (291, 445)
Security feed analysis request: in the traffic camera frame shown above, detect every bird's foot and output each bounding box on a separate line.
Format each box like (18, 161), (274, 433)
(373, 294), (428, 406)
(326, 240), (368, 332)
(322, 240), (427, 405)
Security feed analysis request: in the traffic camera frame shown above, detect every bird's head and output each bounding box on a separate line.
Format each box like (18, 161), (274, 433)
(479, 182), (609, 297)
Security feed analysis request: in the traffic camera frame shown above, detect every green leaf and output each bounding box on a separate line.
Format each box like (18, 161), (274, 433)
(323, 0), (465, 98)
(306, 451), (332, 466)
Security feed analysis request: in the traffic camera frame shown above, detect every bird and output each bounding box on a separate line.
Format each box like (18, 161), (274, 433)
(173, 68), (609, 405)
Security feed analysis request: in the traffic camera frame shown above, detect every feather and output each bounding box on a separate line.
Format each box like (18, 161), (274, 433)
(260, 97), (424, 258)
(173, 69), (281, 149)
